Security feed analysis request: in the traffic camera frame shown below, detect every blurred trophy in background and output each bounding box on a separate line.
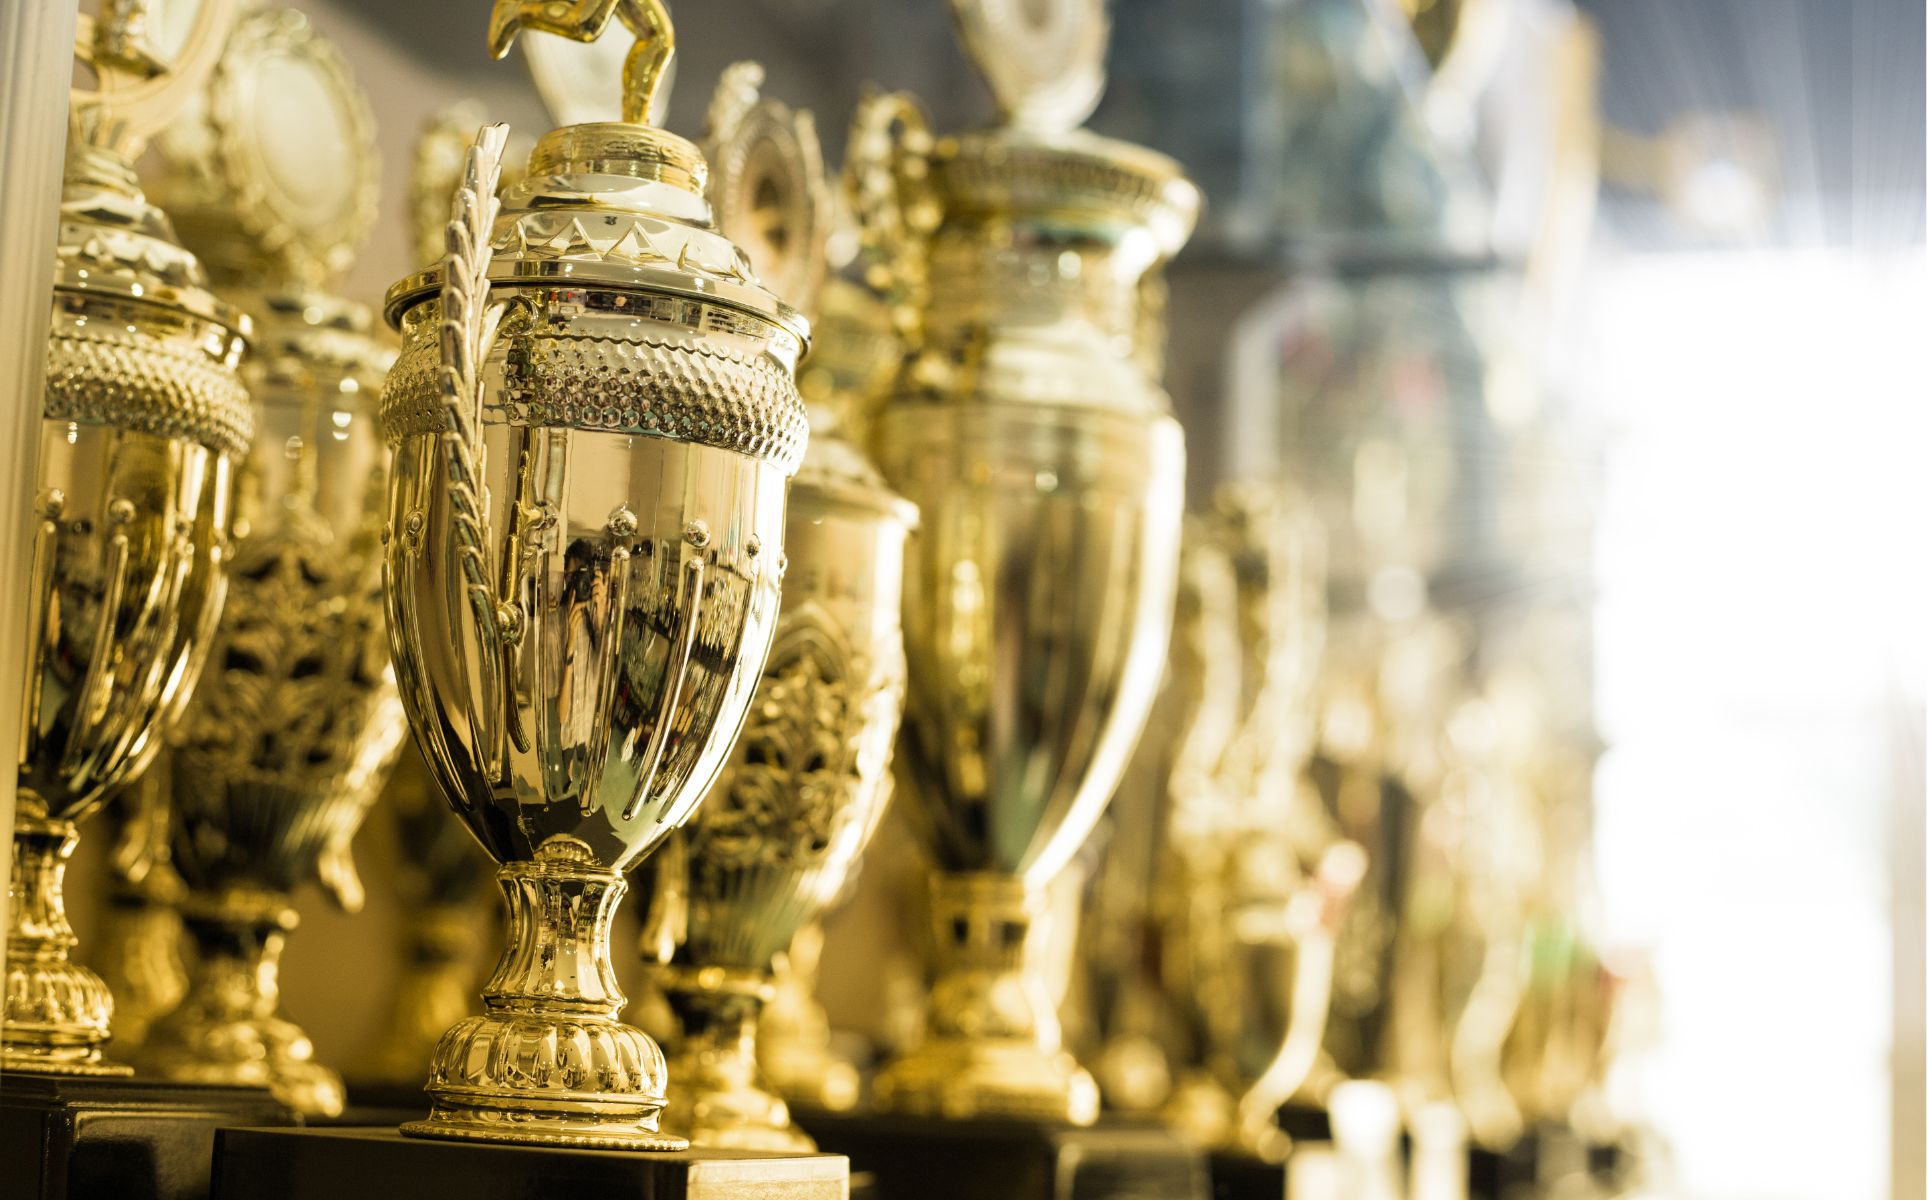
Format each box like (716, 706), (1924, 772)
(91, 760), (189, 1054)
(642, 61), (915, 1151)
(857, 0), (1197, 1124)
(379, 0), (809, 1148)
(362, 740), (494, 1087)
(1153, 486), (1364, 1158)
(127, 6), (402, 1116)
(4, 0), (251, 1077)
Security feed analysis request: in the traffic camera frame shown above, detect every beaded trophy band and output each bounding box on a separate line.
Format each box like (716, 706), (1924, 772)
(382, 311), (808, 473)
(46, 304), (254, 459)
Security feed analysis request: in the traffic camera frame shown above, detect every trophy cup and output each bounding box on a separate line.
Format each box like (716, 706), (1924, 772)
(126, 5), (404, 1117)
(375, 0), (810, 1152)
(642, 61), (915, 1152)
(4, 0), (250, 1079)
(857, 0), (1198, 1126)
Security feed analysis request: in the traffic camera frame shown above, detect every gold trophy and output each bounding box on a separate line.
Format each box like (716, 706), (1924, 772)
(124, 6), (402, 1116)
(379, 0), (809, 1150)
(644, 62), (915, 1151)
(1154, 486), (1364, 1158)
(4, 0), (250, 1077)
(860, 0), (1198, 1124)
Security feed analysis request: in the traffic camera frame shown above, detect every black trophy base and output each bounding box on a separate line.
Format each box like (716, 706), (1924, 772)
(209, 1125), (849, 1200)
(795, 1111), (1207, 1200)
(319, 1081), (433, 1128)
(0, 1071), (295, 1200)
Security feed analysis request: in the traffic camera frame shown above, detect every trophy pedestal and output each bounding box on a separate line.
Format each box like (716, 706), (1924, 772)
(0, 1073), (294, 1200)
(795, 1111), (1206, 1200)
(208, 1126), (848, 1199)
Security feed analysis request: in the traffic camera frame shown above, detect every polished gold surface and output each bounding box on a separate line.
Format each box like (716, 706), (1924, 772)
(5, 0), (250, 1077)
(384, 2), (809, 1144)
(645, 62), (912, 1152)
(115, 7), (400, 1115)
(861, 0), (1198, 1123)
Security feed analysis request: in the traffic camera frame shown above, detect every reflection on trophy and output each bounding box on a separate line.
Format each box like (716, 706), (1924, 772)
(1154, 486), (1364, 1158)
(378, 0), (809, 1149)
(645, 61), (914, 1151)
(859, 0), (1198, 1124)
(126, 6), (402, 1116)
(4, 0), (251, 1077)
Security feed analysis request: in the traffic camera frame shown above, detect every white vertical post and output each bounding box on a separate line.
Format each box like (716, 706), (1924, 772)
(0, 0), (80, 976)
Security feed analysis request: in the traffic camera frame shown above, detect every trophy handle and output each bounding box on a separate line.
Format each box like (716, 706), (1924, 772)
(844, 89), (937, 353)
(1233, 841), (1366, 1158)
(434, 123), (513, 782)
(488, 0), (674, 126)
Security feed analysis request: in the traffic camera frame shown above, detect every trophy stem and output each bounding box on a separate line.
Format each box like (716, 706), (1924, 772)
(874, 871), (1100, 1124)
(402, 844), (688, 1151)
(659, 966), (815, 1151)
(3, 817), (131, 1075)
(138, 889), (346, 1116)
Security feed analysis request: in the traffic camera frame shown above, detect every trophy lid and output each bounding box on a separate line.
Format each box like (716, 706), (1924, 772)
(55, 141), (252, 343)
(383, 2), (809, 350)
(934, 0), (1201, 254)
(933, 128), (1201, 258)
(241, 289), (394, 399)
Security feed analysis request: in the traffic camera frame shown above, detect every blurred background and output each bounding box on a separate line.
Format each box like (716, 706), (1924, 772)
(58, 2), (1925, 1197)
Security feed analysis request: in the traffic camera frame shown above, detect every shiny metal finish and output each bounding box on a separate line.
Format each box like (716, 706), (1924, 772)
(861, 0), (1197, 1123)
(383, 4), (809, 1146)
(122, 6), (405, 1114)
(138, 292), (402, 1116)
(5, 133), (250, 1076)
(650, 62), (914, 1153)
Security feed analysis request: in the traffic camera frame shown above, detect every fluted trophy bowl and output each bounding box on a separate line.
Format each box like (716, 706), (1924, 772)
(381, 116), (807, 1150)
(6, 143), (251, 1077)
(137, 292), (403, 1116)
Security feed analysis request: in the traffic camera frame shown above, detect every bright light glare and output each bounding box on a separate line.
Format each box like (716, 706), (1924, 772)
(1582, 249), (1925, 1200)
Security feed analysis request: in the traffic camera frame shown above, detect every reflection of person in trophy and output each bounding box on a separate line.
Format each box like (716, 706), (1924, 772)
(854, 0), (1198, 1124)
(377, 0), (811, 1150)
(126, 6), (404, 1117)
(641, 60), (916, 1152)
(4, 0), (251, 1078)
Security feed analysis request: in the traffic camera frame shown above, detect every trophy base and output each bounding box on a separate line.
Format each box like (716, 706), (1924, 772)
(871, 1036), (1101, 1124)
(795, 1111), (1206, 1200)
(661, 1078), (818, 1153)
(211, 1125), (848, 1199)
(401, 1109), (690, 1151)
(0, 1048), (135, 1077)
(0, 1072), (294, 1200)
(138, 1018), (347, 1116)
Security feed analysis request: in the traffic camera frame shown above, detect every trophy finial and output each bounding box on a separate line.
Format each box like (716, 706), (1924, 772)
(947, 0), (1108, 134)
(489, 0), (674, 126)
